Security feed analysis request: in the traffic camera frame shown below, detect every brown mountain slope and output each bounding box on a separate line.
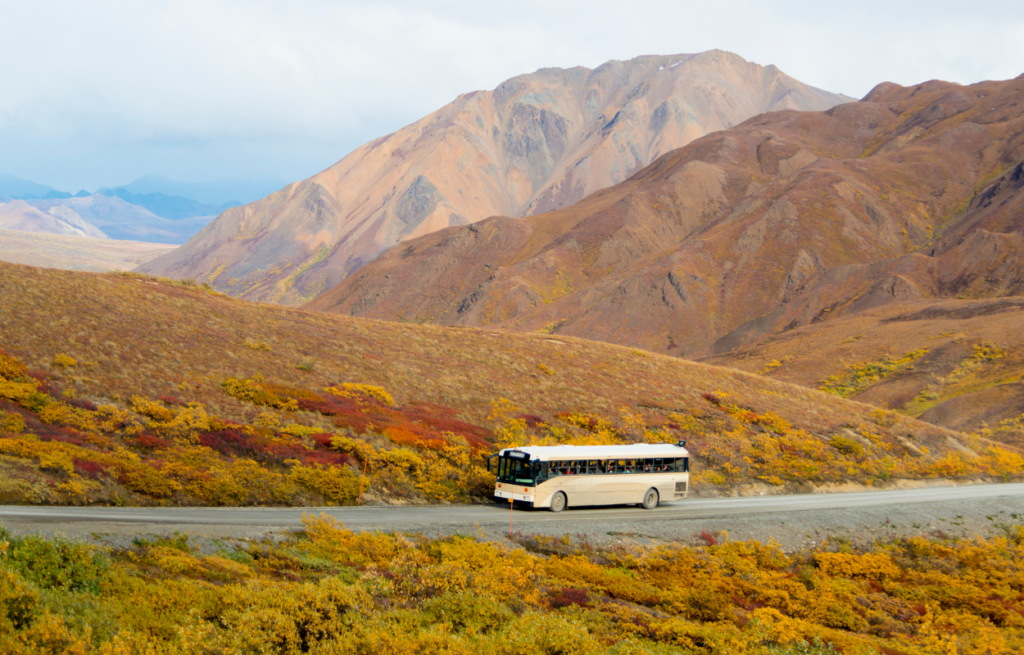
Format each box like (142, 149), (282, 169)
(309, 76), (1024, 361)
(138, 51), (849, 305)
(705, 297), (1024, 441)
(2, 260), (1020, 506)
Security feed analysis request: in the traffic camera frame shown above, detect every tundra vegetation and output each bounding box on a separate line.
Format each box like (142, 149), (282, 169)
(1, 346), (1021, 507)
(1, 516), (1023, 653)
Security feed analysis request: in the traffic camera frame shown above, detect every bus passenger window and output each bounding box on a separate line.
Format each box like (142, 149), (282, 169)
(684, 457), (689, 472)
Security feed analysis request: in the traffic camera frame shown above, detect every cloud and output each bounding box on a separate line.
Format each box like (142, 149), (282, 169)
(1, 0), (1021, 191)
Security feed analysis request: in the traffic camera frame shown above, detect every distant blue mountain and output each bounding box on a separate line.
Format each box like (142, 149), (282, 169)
(108, 174), (286, 206)
(3, 172), (285, 220)
(0, 174), (62, 199)
(94, 188), (235, 220)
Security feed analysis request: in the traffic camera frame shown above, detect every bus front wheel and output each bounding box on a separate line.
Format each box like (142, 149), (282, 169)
(641, 488), (659, 510)
(549, 491), (567, 513)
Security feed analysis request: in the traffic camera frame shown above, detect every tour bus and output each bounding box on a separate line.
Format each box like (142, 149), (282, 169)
(488, 442), (689, 512)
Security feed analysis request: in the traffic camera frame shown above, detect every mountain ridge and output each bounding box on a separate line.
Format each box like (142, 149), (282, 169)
(306, 75), (1024, 367)
(138, 50), (851, 304)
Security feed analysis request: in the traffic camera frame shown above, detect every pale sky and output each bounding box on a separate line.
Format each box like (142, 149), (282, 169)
(1, 0), (1021, 192)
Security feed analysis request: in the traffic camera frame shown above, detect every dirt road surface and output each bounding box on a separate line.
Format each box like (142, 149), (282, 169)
(3, 483), (1024, 552)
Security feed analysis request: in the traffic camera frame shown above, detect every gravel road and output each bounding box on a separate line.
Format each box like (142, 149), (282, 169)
(3, 482), (1024, 552)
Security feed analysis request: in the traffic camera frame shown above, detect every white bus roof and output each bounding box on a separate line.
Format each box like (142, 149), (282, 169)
(499, 443), (688, 460)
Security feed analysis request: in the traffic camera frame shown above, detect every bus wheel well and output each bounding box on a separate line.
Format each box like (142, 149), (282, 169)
(641, 488), (659, 510)
(549, 491), (567, 513)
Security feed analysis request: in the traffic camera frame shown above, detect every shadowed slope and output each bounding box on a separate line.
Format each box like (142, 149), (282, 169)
(138, 51), (849, 305)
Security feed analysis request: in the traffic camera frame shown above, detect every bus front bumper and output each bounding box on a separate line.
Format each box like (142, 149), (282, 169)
(494, 488), (535, 503)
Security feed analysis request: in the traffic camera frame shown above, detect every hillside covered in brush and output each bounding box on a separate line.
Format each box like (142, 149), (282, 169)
(310, 75), (1024, 363)
(706, 297), (1024, 442)
(139, 51), (848, 305)
(1, 262), (1020, 506)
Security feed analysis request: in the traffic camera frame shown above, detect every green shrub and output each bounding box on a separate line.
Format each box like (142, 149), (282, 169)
(3, 534), (109, 593)
(829, 435), (864, 457)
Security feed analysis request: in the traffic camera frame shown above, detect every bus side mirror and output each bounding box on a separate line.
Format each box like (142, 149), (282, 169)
(487, 454), (498, 472)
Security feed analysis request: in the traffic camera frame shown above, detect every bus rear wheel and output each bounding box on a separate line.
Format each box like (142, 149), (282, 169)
(641, 488), (659, 510)
(549, 491), (567, 513)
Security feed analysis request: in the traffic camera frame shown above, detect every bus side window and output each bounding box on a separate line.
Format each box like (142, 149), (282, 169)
(665, 458), (676, 472)
(684, 457), (690, 472)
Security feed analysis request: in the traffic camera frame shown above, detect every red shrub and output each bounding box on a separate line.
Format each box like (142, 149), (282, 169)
(158, 395), (185, 406)
(384, 424), (446, 449)
(311, 433), (334, 449)
(702, 393), (723, 407)
(73, 458), (109, 479)
(131, 433), (170, 450)
(699, 530), (719, 547)
(549, 587), (590, 609)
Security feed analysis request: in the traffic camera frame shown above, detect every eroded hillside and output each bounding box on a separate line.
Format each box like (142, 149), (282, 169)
(311, 76), (1024, 363)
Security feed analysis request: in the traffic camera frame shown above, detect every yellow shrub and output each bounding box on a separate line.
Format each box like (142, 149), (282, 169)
(329, 436), (376, 462)
(376, 447), (425, 473)
(280, 423), (321, 439)
(980, 446), (1024, 480)
(52, 353), (77, 368)
(323, 383), (394, 406)
(129, 395), (175, 422)
(0, 410), (26, 434)
(815, 551), (900, 580)
(221, 375), (298, 411)
(38, 401), (98, 432)
(0, 378), (41, 405)
(158, 403), (211, 444)
(291, 464), (360, 504)
(0, 352), (27, 380)
(829, 434), (865, 457)
(37, 450), (74, 476)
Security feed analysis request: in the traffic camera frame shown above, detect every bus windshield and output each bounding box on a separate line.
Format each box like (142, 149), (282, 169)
(497, 455), (537, 485)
